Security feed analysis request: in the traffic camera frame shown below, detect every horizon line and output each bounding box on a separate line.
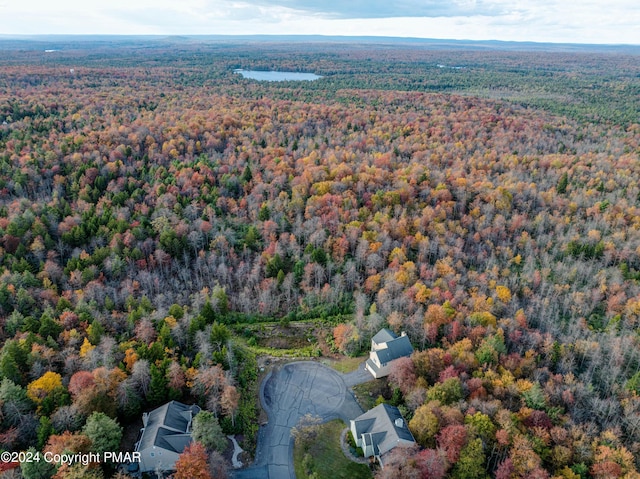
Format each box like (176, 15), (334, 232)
(0, 33), (639, 49)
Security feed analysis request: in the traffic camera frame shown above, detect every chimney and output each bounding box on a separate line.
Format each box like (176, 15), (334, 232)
(395, 418), (404, 428)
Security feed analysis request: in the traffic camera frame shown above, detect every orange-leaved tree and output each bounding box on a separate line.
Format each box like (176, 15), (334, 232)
(173, 441), (212, 479)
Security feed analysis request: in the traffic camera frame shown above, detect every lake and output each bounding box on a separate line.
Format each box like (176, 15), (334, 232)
(234, 69), (322, 82)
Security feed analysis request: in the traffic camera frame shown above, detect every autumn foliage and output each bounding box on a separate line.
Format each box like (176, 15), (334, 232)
(0, 39), (639, 477)
(173, 442), (212, 479)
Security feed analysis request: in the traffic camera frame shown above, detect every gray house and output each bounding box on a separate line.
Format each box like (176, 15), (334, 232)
(134, 401), (201, 474)
(350, 403), (416, 467)
(366, 329), (414, 378)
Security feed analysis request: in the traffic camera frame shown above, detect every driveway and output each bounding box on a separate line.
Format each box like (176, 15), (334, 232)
(234, 361), (372, 479)
(342, 359), (374, 387)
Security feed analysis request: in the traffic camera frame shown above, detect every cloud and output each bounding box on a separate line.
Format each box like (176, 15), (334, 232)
(0, 0), (638, 44)
(245, 0), (508, 19)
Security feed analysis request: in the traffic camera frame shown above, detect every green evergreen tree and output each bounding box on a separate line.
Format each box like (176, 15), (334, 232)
(20, 447), (56, 479)
(159, 323), (175, 348)
(38, 309), (62, 340)
(82, 412), (123, 455)
(211, 285), (229, 315)
(0, 378), (32, 414)
(557, 172), (569, 194)
(210, 322), (231, 351)
(258, 204), (270, 221)
(189, 315), (206, 340)
(192, 411), (227, 452)
(37, 416), (53, 449)
(148, 364), (168, 406)
(522, 383), (547, 410)
(241, 164), (253, 183)
(311, 248), (327, 266)
(0, 340), (28, 385)
(169, 303), (184, 320)
(87, 320), (105, 345)
(200, 301), (217, 324)
(266, 254), (285, 278)
(244, 225), (261, 251)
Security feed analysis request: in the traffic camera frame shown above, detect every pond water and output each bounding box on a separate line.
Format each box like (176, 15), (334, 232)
(234, 69), (322, 82)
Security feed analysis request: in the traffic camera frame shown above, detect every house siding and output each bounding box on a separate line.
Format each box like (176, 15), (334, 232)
(366, 354), (391, 378)
(350, 421), (361, 448)
(366, 330), (413, 379)
(362, 442), (375, 457)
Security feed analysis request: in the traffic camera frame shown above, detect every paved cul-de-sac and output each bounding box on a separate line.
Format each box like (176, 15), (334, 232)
(233, 361), (368, 479)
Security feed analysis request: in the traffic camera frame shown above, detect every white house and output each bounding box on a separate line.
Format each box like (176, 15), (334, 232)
(365, 328), (414, 379)
(134, 401), (201, 474)
(350, 403), (416, 467)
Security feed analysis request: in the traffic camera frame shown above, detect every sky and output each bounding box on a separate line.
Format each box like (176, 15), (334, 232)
(1, 0), (639, 45)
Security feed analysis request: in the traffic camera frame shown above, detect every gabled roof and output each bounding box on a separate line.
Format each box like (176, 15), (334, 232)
(351, 403), (415, 457)
(372, 328), (397, 344)
(137, 401), (201, 453)
(156, 429), (193, 454)
(352, 417), (376, 437)
(372, 334), (413, 363)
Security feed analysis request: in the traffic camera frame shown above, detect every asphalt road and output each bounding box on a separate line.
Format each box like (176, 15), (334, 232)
(233, 361), (372, 479)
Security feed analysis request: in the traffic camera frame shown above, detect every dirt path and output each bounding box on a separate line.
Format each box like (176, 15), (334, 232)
(227, 435), (244, 468)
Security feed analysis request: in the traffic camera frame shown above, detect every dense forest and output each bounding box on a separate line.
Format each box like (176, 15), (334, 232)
(0, 38), (640, 478)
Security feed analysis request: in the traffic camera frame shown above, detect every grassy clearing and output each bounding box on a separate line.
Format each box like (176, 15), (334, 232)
(324, 355), (367, 374)
(293, 419), (372, 479)
(246, 343), (321, 358)
(236, 321), (324, 357)
(352, 379), (391, 411)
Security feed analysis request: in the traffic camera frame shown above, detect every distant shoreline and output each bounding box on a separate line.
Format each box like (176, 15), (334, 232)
(0, 34), (638, 53)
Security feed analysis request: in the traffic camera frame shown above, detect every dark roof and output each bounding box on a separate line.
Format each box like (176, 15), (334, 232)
(155, 428), (193, 454)
(373, 334), (413, 364)
(137, 401), (201, 453)
(372, 328), (397, 344)
(352, 403), (415, 457)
